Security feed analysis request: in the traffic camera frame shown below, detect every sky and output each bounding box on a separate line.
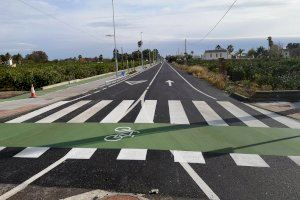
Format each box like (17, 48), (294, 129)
(1, 0), (300, 59)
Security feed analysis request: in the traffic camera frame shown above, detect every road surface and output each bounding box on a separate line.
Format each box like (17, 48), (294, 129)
(0, 61), (299, 200)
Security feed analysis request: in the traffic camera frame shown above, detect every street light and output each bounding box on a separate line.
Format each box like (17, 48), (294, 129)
(111, 0), (118, 78)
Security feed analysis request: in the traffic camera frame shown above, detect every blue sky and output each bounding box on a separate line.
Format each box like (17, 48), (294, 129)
(1, 0), (300, 59)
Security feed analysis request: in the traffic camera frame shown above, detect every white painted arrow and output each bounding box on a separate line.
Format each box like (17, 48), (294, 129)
(166, 80), (174, 86)
(125, 80), (147, 85)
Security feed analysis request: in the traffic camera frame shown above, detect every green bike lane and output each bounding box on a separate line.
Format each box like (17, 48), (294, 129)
(0, 123), (299, 156)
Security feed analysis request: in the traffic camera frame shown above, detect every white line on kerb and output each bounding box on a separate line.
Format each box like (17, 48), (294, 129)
(170, 151), (220, 200)
(166, 62), (217, 100)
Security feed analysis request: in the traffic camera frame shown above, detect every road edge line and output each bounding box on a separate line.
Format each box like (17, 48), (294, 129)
(166, 62), (217, 100)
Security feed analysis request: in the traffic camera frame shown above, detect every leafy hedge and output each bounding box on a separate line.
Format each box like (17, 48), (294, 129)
(0, 61), (133, 91)
(185, 59), (300, 90)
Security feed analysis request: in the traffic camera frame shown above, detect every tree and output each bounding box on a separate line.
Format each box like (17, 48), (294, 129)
(247, 49), (256, 58)
(12, 53), (23, 64)
(287, 43), (300, 50)
(0, 54), (6, 63)
(237, 49), (244, 57)
(287, 43), (300, 57)
(227, 45), (234, 54)
(256, 46), (267, 58)
(269, 44), (282, 58)
(99, 54), (103, 61)
(267, 36), (274, 49)
(78, 55), (82, 60)
(5, 52), (11, 61)
(27, 51), (48, 62)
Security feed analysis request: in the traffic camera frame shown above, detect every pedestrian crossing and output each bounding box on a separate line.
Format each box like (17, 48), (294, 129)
(5, 99), (300, 129)
(1, 147), (299, 168)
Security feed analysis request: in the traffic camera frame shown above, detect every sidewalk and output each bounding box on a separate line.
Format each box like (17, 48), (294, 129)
(0, 64), (151, 120)
(251, 101), (300, 121)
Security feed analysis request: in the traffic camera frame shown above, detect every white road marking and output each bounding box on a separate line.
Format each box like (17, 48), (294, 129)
(14, 147), (49, 158)
(218, 101), (268, 128)
(123, 63), (164, 117)
(169, 100), (190, 124)
(193, 101), (228, 126)
(170, 151), (220, 200)
(289, 156), (300, 166)
(65, 148), (97, 159)
(230, 153), (270, 167)
(166, 62), (217, 100)
(36, 101), (90, 123)
(6, 101), (69, 123)
(0, 148), (98, 199)
(245, 103), (300, 129)
(117, 148), (147, 160)
(135, 100), (157, 123)
(172, 150), (206, 164)
(101, 100), (134, 123)
(166, 80), (174, 86)
(68, 100), (112, 123)
(125, 80), (147, 85)
(0, 147), (5, 152)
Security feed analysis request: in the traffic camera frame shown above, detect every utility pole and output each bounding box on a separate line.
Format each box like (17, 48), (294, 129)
(153, 50), (155, 64)
(112, 0), (118, 78)
(121, 47), (124, 68)
(140, 32), (144, 68)
(184, 38), (187, 65)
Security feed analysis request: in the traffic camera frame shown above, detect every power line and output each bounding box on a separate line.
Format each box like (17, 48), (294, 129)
(199, 0), (238, 43)
(15, 0), (102, 43)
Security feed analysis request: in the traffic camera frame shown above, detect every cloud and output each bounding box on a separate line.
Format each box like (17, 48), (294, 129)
(0, 0), (299, 59)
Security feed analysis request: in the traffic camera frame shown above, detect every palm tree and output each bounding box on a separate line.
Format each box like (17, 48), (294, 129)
(237, 49), (245, 57)
(267, 36), (274, 49)
(227, 45), (234, 54)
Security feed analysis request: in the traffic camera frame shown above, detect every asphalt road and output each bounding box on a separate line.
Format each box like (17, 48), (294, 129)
(0, 61), (299, 200)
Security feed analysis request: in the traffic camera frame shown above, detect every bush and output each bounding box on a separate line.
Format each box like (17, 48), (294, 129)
(0, 61), (122, 91)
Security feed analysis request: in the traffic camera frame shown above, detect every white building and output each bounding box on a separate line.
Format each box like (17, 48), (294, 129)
(202, 46), (231, 60)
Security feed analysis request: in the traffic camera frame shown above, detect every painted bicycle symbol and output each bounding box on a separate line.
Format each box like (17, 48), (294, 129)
(104, 127), (140, 142)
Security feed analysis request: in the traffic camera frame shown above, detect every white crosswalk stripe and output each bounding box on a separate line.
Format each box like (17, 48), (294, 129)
(135, 100), (157, 123)
(172, 150), (206, 164)
(230, 153), (270, 167)
(193, 101), (228, 126)
(6, 101), (69, 123)
(289, 156), (300, 166)
(218, 101), (268, 128)
(65, 148), (97, 159)
(36, 101), (90, 123)
(14, 147), (49, 158)
(101, 100), (134, 123)
(68, 100), (112, 123)
(169, 100), (189, 124)
(6, 100), (291, 128)
(117, 148), (148, 160)
(1, 147), (299, 168)
(246, 104), (300, 129)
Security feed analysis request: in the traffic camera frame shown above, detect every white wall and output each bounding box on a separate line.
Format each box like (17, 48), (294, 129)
(203, 51), (230, 60)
